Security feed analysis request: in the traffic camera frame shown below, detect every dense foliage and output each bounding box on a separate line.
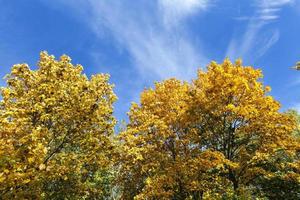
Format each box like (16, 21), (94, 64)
(0, 52), (300, 199)
(0, 52), (116, 199)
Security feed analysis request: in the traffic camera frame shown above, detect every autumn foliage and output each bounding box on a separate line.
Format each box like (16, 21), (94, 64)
(0, 52), (116, 198)
(118, 59), (300, 199)
(1, 52), (300, 199)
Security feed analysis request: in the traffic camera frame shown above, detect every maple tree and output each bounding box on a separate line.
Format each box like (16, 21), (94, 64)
(0, 52), (116, 199)
(117, 79), (226, 199)
(189, 59), (299, 195)
(117, 59), (300, 199)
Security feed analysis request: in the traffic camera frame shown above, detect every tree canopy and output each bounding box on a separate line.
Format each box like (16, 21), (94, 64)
(0, 52), (300, 199)
(0, 52), (116, 199)
(117, 59), (300, 199)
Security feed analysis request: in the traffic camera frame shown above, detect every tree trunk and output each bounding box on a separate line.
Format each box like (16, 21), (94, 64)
(229, 169), (239, 193)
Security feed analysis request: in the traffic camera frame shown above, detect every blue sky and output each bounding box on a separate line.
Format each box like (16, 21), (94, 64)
(1, 0), (300, 121)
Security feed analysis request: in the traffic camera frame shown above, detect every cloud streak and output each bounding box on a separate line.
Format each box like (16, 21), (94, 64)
(158, 0), (210, 28)
(91, 1), (208, 80)
(256, 0), (293, 21)
(227, 0), (293, 61)
(46, 0), (210, 81)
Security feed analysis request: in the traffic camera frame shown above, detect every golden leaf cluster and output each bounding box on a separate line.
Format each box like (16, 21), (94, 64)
(0, 52), (116, 198)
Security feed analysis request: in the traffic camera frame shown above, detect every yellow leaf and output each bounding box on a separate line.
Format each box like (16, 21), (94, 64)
(39, 164), (46, 170)
(22, 179), (31, 184)
(28, 157), (35, 164)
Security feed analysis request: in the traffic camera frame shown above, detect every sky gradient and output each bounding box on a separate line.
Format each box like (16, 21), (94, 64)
(1, 0), (300, 121)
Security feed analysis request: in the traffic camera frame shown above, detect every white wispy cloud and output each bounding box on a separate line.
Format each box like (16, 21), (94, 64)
(257, 29), (280, 57)
(43, 0), (209, 81)
(91, 1), (209, 80)
(257, 0), (294, 21)
(227, 0), (293, 61)
(158, 0), (210, 28)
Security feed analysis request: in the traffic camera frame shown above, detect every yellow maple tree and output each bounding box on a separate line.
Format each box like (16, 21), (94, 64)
(190, 59), (298, 195)
(118, 79), (226, 199)
(0, 52), (116, 199)
(117, 59), (299, 199)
